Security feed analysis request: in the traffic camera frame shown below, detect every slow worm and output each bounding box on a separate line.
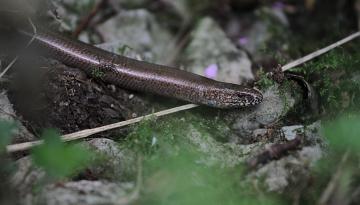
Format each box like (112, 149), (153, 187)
(19, 26), (263, 108)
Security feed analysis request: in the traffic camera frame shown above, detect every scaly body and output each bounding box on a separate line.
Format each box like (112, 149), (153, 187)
(19, 26), (262, 108)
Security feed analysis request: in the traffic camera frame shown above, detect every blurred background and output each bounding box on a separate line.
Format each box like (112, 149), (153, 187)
(0, 0), (359, 205)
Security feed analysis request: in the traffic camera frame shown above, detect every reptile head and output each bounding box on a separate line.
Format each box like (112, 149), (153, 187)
(203, 83), (263, 109)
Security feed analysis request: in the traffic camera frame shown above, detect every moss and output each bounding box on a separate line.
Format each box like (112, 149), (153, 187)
(117, 45), (134, 55)
(90, 67), (106, 79)
(122, 112), (286, 204)
(122, 112), (232, 157)
(290, 46), (360, 115)
(256, 68), (275, 89)
(279, 79), (305, 117)
(278, 81), (291, 117)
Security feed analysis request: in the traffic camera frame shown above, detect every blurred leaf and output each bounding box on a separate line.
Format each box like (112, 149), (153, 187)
(322, 115), (360, 153)
(0, 120), (17, 152)
(142, 151), (284, 205)
(31, 129), (92, 178)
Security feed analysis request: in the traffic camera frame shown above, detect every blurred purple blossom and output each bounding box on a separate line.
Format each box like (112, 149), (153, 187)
(272, 1), (284, 10)
(204, 64), (218, 79)
(238, 37), (249, 45)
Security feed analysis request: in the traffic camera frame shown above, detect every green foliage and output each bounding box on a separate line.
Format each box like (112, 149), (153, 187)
(322, 114), (360, 153)
(291, 48), (360, 114)
(124, 116), (189, 156)
(117, 45), (134, 55)
(300, 114), (360, 204)
(256, 68), (275, 89)
(125, 115), (286, 205)
(141, 151), (284, 205)
(124, 113), (231, 156)
(0, 120), (17, 152)
(91, 67), (106, 78)
(31, 130), (93, 179)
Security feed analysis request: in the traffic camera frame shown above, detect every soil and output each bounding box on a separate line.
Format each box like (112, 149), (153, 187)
(7, 59), (152, 137)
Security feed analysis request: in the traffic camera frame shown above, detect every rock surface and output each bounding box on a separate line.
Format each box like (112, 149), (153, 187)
(185, 124), (262, 167)
(37, 180), (133, 205)
(96, 9), (175, 64)
(0, 91), (35, 143)
(184, 17), (254, 84)
(249, 121), (324, 192)
(228, 84), (296, 139)
(11, 156), (46, 204)
(281, 125), (304, 141)
(11, 140), (137, 205)
(85, 138), (137, 180)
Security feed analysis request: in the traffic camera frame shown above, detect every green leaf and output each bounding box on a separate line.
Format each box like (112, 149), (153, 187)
(322, 114), (360, 153)
(31, 129), (92, 178)
(142, 151), (284, 205)
(0, 120), (17, 152)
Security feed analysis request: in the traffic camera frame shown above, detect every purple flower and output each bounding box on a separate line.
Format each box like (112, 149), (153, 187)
(204, 64), (218, 79)
(238, 37), (249, 45)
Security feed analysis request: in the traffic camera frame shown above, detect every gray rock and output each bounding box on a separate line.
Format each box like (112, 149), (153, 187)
(0, 91), (36, 142)
(11, 156), (46, 204)
(37, 180), (133, 205)
(254, 85), (295, 125)
(252, 128), (269, 140)
(184, 17), (254, 84)
(281, 125), (304, 141)
(304, 121), (325, 146)
(52, 0), (159, 33)
(235, 6), (289, 59)
(231, 84), (296, 137)
(52, 0), (100, 31)
(11, 139), (137, 205)
(239, 21), (271, 56)
(249, 121), (324, 192)
(96, 42), (144, 61)
(251, 143), (322, 192)
(298, 145), (323, 166)
(85, 138), (137, 181)
(252, 155), (294, 192)
(96, 9), (175, 64)
(351, 72), (360, 84)
(186, 124), (262, 167)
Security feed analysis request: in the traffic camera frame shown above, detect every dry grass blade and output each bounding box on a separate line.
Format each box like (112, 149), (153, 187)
(282, 31), (360, 71)
(6, 104), (199, 153)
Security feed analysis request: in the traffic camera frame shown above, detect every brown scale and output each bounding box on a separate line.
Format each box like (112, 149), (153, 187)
(18, 26), (263, 108)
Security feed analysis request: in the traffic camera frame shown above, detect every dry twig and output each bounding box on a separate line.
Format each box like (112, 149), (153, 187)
(282, 31), (360, 71)
(247, 135), (302, 169)
(6, 104), (198, 153)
